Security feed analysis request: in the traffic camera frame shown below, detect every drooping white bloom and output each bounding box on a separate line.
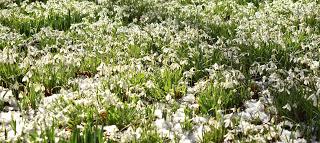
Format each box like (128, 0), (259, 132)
(103, 125), (119, 136)
(182, 94), (195, 103)
(173, 123), (182, 134)
(145, 80), (155, 89)
(154, 109), (163, 119)
(22, 70), (33, 82)
(310, 61), (319, 70)
(155, 119), (168, 129)
(282, 103), (291, 111)
(173, 108), (186, 123)
(0, 89), (13, 102)
(135, 127), (143, 139)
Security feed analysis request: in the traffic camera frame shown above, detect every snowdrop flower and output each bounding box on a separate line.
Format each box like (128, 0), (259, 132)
(182, 94), (195, 103)
(259, 112), (270, 123)
(191, 125), (210, 142)
(310, 61), (319, 70)
(0, 111), (20, 124)
(154, 109), (163, 119)
(170, 63), (180, 70)
(180, 60), (188, 66)
(158, 128), (172, 139)
(192, 116), (207, 124)
(173, 108), (186, 123)
(121, 127), (134, 142)
(103, 125), (119, 136)
(222, 80), (235, 89)
(165, 93), (172, 101)
(180, 136), (192, 143)
(155, 119), (168, 129)
(173, 123), (183, 134)
(190, 104), (199, 111)
(240, 112), (251, 121)
(223, 113), (234, 128)
(307, 94), (318, 106)
(22, 70), (33, 82)
(245, 100), (264, 113)
(135, 127), (143, 139)
(294, 138), (307, 143)
(97, 62), (108, 75)
(34, 83), (45, 92)
(282, 103), (291, 111)
(224, 131), (235, 141)
(0, 89), (13, 102)
(145, 80), (155, 89)
(76, 125), (84, 130)
(279, 129), (293, 142)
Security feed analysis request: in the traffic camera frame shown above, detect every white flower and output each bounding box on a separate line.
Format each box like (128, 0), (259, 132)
(154, 109), (163, 119)
(0, 111), (20, 124)
(190, 104), (199, 110)
(97, 62), (107, 75)
(173, 108), (186, 123)
(76, 125), (84, 130)
(224, 118), (233, 128)
(182, 94), (195, 103)
(103, 125), (119, 136)
(259, 112), (270, 123)
(191, 125), (209, 142)
(165, 94), (172, 101)
(192, 116), (207, 124)
(0, 89), (13, 102)
(224, 131), (234, 141)
(170, 63), (180, 70)
(180, 136), (192, 143)
(310, 61), (319, 70)
(282, 103), (291, 111)
(308, 94), (318, 106)
(180, 60), (188, 66)
(121, 127), (134, 142)
(279, 129), (292, 142)
(173, 123), (183, 134)
(34, 84), (45, 92)
(158, 128), (172, 138)
(135, 127), (143, 139)
(22, 71), (33, 82)
(240, 112), (251, 121)
(222, 80), (235, 89)
(145, 80), (155, 89)
(155, 119), (167, 129)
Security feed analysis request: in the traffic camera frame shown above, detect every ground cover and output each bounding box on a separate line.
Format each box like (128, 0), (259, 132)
(0, 0), (320, 142)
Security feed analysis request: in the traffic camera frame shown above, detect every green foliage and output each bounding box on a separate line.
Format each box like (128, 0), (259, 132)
(0, 100), (4, 111)
(237, 0), (264, 8)
(20, 84), (43, 110)
(67, 124), (104, 143)
(187, 47), (225, 85)
(15, 0), (48, 6)
(237, 43), (293, 77)
(0, 10), (84, 36)
(77, 54), (101, 76)
(135, 128), (164, 143)
(31, 63), (76, 96)
(273, 86), (320, 139)
(201, 125), (226, 143)
(2, 0), (320, 142)
(197, 83), (249, 115)
(113, 0), (153, 25)
(0, 63), (24, 89)
(146, 68), (185, 101)
(105, 104), (138, 129)
(66, 102), (138, 131)
(0, 63), (25, 100)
